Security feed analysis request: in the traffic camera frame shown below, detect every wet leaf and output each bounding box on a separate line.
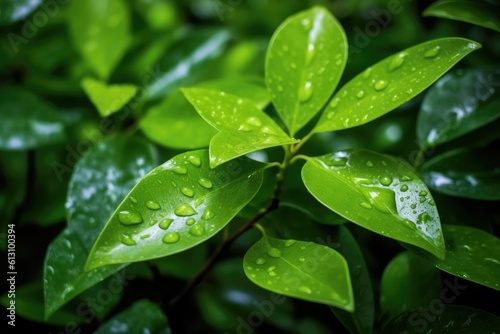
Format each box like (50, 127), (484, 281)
(86, 150), (266, 270)
(243, 236), (354, 311)
(315, 38), (481, 133)
(182, 88), (297, 167)
(266, 6), (347, 135)
(81, 77), (138, 117)
(302, 149), (445, 259)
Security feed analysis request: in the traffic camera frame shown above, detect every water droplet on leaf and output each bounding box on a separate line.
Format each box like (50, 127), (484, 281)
(189, 224), (205, 236)
(146, 201), (161, 210)
(202, 208), (215, 220)
(424, 46), (440, 58)
(187, 155), (201, 167)
(186, 218), (196, 226)
(118, 210), (143, 225)
(180, 187), (194, 197)
(198, 178), (213, 189)
(121, 234), (136, 246)
(159, 218), (174, 230)
(299, 81), (313, 102)
(162, 232), (180, 244)
(171, 166), (187, 174)
(256, 258), (266, 265)
(374, 80), (389, 91)
(267, 248), (282, 258)
(174, 203), (197, 216)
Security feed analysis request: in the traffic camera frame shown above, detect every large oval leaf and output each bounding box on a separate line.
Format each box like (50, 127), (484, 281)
(421, 147), (500, 200)
(182, 88), (297, 167)
(86, 150), (266, 270)
(437, 225), (500, 291)
(94, 299), (170, 334)
(81, 77), (138, 117)
(423, 0), (500, 32)
(243, 236), (354, 311)
(314, 38), (481, 133)
(0, 87), (66, 150)
(302, 149), (445, 259)
(417, 69), (500, 149)
(266, 6), (347, 135)
(381, 305), (500, 334)
(380, 251), (441, 318)
(140, 80), (270, 150)
(44, 136), (157, 317)
(331, 226), (374, 334)
(67, 0), (131, 79)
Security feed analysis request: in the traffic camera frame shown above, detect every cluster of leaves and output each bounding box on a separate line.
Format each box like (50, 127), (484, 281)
(1, 0), (499, 333)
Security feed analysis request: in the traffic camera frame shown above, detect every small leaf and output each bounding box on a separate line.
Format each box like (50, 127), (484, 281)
(302, 149), (445, 260)
(0, 0), (42, 26)
(144, 29), (231, 101)
(381, 305), (500, 334)
(86, 150), (266, 270)
(331, 226), (375, 334)
(67, 0), (131, 79)
(417, 69), (500, 149)
(81, 77), (138, 117)
(380, 251), (441, 318)
(421, 147), (500, 200)
(182, 88), (298, 167)
(437, 225), (500, 291)
(315, 38), (481, 133)
(0, 87), (66, 150)
(140, 80), (270, 150)
(44, 136), (157, 317)
(423, 0), (500, 32)
(243, 236), (354, 311)
(94, 299), (171, 334)
(266, 6), (347, 135)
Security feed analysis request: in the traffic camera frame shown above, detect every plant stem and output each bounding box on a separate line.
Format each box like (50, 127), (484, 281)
(413, 149), (426, 171)
(291, 131), (314, 154)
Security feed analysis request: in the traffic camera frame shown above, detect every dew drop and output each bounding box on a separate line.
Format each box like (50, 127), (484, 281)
(360, 202), (372, 209)
(238, 124), (252, 132)
(202, 208), (215, 220)
(187, 155), (201, 167)
(389, 52), (407, 71)
(417, 212), (431, 225)
(363, 67), (372, 78)
(268, 271), (277, 277)
(401, 176), (412, 182)
(159, 218), (174, 230)
(410, 204), (417, 209)
(171, 166), (187, 174)
(327, 156), (347, 167)
(140, 234), (150, 239)
(146, 201), (161, 210)
(129, 197), (138, 204)
(189, 224), (205, 236)
(267, 248), (282, 258)
(424, 46), (440, 58)
(327, 111), (335, 119)
(419, 190), (428, 196)
(366, 161), (374, 167)
(198, 178), (213, 189)
(400, 185), (409, 192)
(285, 240), (296, 247)
(186, 218), (196, 226)
(149, 220), (158, 226)
(335, 58), (342, 66)
(374, 80), (389, 91)
(118, 210), (143, 225)
(306, 43), (315, 64)
(329, 98), (340, 109)
(162, 232), (180, 244)
(121, 234), (136, 246)
(245, 116), (262, 127)
(299, 286), (312, 294)
(359, 186), (397, 214)
(299, 81), (313, 102)
(301, 18), (312, 31)
(173, 185), (191, 197)
(485, 258), (500, 265)
(174, 203), (197, 216)
(299, 257), (306, 262)
(356, 90), (365, 99)
(256, 258), (266, 265)
(380, 176), (393, 186)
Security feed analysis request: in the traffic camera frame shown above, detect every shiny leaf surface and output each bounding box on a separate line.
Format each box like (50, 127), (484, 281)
(266, 6), (347, 135)
(417, 69), (500, 149)
(86, 150), (266, 270)
(0, 0), (42, 26)
(315, 38), (481, 133)
(182, 88), (297, 167)
(243, 236), (354, 311)
(81, 77), (138, 117)
(302, 149), (445, 259)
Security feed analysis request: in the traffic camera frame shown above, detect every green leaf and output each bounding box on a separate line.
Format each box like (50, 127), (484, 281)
(380, 251), (441, 318)
(94, 299), (171, 334)
(302, 149), (445, 260)
(144, 29), (231, 101)
(437, 225), (500, 291)
(314, 38), (481, 133)
(381, 305), (500, 334)
(182, 88), (298, 167)
(44, 136), (157, 317)
(421, 147), (500, 200)
(243, 236), (354, 311)
(417, 69), (500, 149)
(140, 80), (270, 150)
(81, 77), (138, 117)
(0, 0), (42, 26)
(423, 0), (500, 32)
(0, 88), (66, 150)
(266, 6), (347, 135)
(331, 226), (374, 334)
(67, 0), (131, 79)
(86, 150), (266, 270)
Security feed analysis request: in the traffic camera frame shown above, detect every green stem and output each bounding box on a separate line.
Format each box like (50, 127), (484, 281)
(413, 149), (426, 171)
(291, 131), (314, 154)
